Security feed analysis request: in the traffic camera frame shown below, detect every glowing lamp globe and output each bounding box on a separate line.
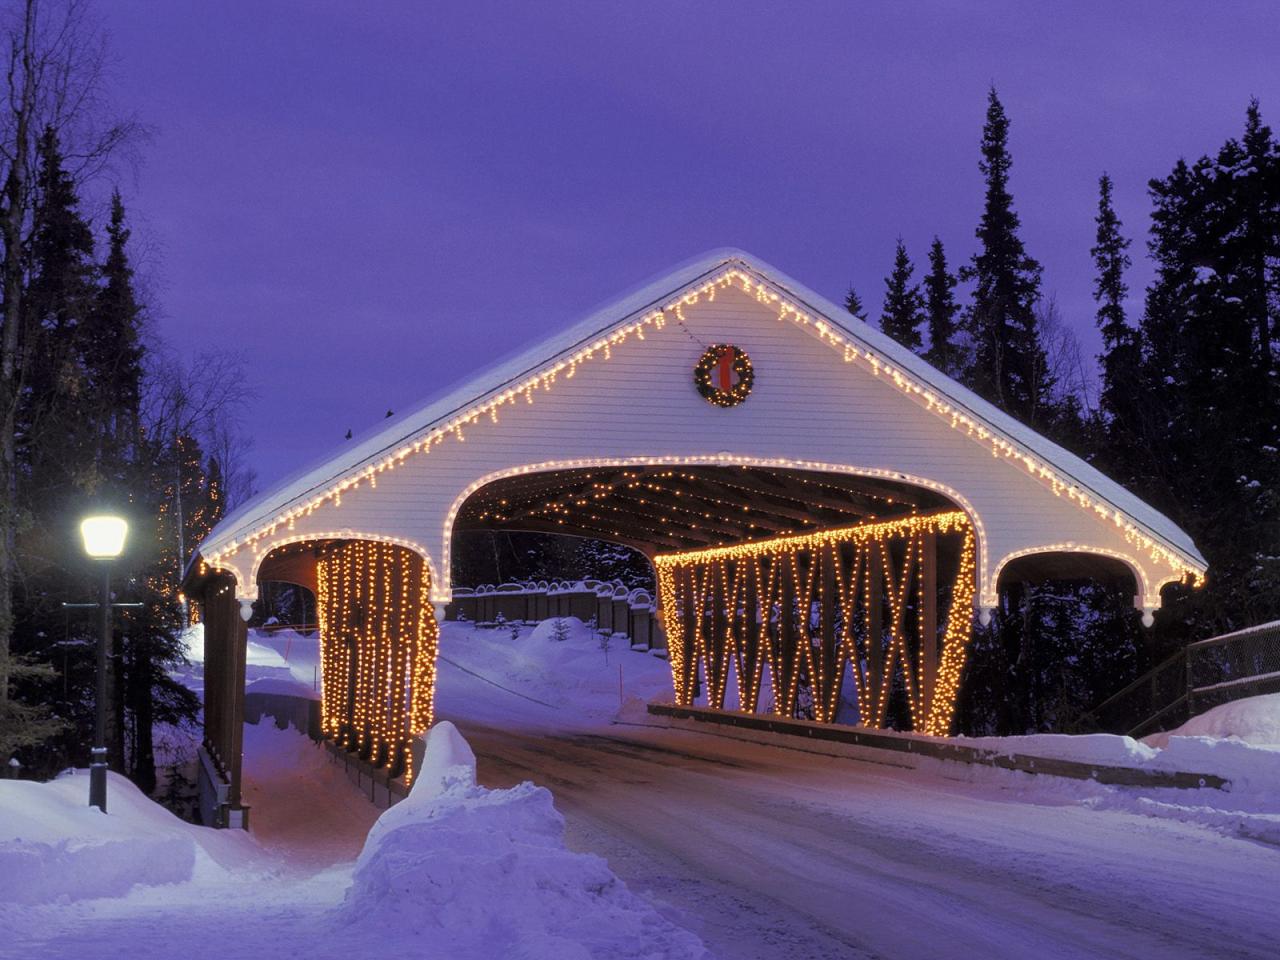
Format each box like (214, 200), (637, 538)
(80, 515), (128, 559)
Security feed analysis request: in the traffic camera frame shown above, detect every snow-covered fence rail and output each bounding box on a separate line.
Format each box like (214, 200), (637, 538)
(1078, 619), (1280, 737)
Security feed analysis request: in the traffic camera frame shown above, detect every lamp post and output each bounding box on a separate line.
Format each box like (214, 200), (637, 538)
(79, 515), (128, 813)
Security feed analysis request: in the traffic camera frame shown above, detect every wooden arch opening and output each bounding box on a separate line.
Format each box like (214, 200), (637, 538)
(996, 551), (1142, 597)
(255, 539), (440, 786)
(451, 464), (976, 734)
(451, 464), (957, 553)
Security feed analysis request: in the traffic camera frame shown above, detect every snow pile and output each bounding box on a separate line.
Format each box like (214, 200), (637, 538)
(1126, 694), (1280, 806)
(180, 624), (321, 701)
(439, 617), (673, 722)
(342, 721), (706, 960)
(244, 629), (322, 699)
(956, 731), (1159, 766)
(953, 697), (1280, 795)
(1145, 692), (1280, 748)
(0, 770), (249, 905)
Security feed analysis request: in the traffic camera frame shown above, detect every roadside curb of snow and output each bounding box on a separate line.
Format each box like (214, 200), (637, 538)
(1082, 794), (1280, 847)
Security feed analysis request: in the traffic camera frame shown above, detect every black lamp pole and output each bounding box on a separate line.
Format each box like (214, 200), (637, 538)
(89, 559), (111, 812)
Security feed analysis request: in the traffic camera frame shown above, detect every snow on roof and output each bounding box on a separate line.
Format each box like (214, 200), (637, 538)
(197, 248), (1205, 571)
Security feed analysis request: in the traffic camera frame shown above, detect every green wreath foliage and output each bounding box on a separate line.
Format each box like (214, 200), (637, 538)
(694, 344), (754, 408)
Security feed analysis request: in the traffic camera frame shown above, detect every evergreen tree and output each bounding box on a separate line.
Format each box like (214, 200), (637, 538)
(89, 192), (145, 454)
(923, 237), (963, 376)
(1091, 174), (1140, 436)
(9, 178), (201, 788)
(879, 239), (925, 351)
(1120, 101), (1280, 640)
(961, 88), (1053, 426)
(953, 91), (1105, 735)
(22, 127), (101, 489)
(843, 285), (867, 320)
(11, 127), (105, 765)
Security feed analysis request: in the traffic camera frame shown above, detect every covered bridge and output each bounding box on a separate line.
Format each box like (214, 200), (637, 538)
(184, 250), (1205, 826)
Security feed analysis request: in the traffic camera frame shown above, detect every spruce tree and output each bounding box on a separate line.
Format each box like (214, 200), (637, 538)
(1124, 101), (1280, 640)
(961, 88), (1052, 426)
(879, 239), (925, 352)
(89, 192), (145, 455)
(12, 127), (107, 765)
(843, 285), (867, 320)
(1091, 174), (1141, 441)
(923, 237), (963, 376)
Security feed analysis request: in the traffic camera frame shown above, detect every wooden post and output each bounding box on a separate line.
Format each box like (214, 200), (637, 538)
(709, 561), (727, 709)
(742, 559), (760, 712)
(920, 529), (938, 718)
(779, 553), (797, 717)
(867, 539), (885, 726)
(819, 542), (839, 722)
(227, 595), (248, 813)
(680, 565), (697, 703)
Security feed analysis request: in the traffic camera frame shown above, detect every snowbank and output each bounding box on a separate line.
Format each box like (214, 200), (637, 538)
(955, 731), (1159, 766)
(1145, 692), (1280, 748)
(438, 617), (673, 723)
(0, 770), (251, 905)
(342, 722), (706, 960)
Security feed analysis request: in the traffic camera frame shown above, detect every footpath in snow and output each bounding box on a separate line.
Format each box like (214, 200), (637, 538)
(4, 616), (1280, 959)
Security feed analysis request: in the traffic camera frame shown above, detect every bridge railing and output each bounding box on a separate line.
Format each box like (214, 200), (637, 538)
(446, 580), (666, 652)
(1186, 620), (1280, 714)
(1074, 619), (1280, 738)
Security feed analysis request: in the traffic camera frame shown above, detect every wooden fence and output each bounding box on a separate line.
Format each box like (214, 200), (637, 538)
(446, 580), (666, 651)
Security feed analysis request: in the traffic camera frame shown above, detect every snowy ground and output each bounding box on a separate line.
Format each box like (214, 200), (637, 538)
(4, 618), (1280, 959)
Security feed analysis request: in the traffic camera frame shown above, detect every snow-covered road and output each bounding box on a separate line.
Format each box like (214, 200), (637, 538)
(454, 716), (1280, 960)
(8, 622), (1280, 960)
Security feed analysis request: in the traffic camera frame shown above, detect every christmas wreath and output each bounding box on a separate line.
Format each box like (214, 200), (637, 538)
(694, 344), (754, 407)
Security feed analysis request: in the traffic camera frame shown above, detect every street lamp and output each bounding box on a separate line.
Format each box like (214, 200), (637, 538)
(80, 515), (128, 812)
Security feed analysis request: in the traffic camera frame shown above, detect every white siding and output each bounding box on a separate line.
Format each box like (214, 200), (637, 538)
(218, 284), (1188, 613)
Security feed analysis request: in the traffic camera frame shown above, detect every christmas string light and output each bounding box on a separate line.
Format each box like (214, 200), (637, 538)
(315, 540), (438, 783)
(655, 510), (976, 737)
(200, 264), (1203, 604)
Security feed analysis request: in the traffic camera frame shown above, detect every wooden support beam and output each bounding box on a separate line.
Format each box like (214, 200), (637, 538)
(646, 483), (797, 535)
(470, 518), (688, 552)
(670, 472), (819, 528)
(732, 468), (893, 519)
(741, 558), (761, 712)
(867, 539), (885, 726)
(778, 557), (797, 718)
(709, 561), (728, 709)
(465, 468), (628, 523)
(680, 565), (697, 701)
(608, 487), (758, 540)
(800, 472), (931, 509)
(819, 541), (839, 722)
(920, 529), (938, 715)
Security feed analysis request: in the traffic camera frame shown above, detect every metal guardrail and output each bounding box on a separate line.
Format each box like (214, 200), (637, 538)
(1076, 619), (1280, 738)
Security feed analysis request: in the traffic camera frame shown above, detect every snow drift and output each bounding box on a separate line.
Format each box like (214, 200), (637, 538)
(0, 769), (244, 905)
(341, 721), (706, 960)
(438, 616), (674, 724)
(1145, 692), (1280, 748)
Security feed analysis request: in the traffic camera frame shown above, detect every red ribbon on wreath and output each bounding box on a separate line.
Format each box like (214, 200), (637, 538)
(716, 345), (736, 391)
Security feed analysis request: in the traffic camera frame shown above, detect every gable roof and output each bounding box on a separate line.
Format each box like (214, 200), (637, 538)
(197, 249), (1205, 574)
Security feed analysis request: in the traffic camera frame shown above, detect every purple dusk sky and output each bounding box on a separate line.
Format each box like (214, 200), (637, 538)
(104, 1), (1278, 492)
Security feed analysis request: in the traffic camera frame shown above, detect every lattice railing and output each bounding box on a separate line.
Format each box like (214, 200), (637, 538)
(654, 510), (976, 736)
